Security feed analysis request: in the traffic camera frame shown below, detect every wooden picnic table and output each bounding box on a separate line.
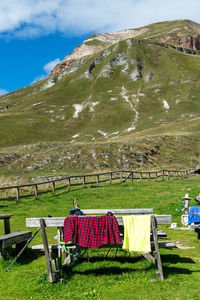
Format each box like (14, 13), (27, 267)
(26, 209), (174, 283)
(0, 214), (13, 234)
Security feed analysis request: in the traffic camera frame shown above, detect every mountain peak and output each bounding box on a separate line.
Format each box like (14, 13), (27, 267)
(51, 19), (200, 75)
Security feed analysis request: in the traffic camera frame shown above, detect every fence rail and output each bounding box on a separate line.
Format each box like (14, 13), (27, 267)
(0, 168), (195, 203)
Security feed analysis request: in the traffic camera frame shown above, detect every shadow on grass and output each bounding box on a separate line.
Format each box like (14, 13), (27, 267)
(72, 265), (153, 276)
(79, 255), (142, 264)
(160, 254), (196, 278)
(61, 253), (196, 282)
(60, 255), (152, 282)
(0, 204), (10, 208)
(163, 266), (192, 277)
(1, 248), (43, 267)
(17, 248), (44, 265)
(161, 254), (195, 264)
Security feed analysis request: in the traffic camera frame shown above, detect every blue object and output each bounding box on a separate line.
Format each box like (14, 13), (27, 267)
(188, 206), (200, 225)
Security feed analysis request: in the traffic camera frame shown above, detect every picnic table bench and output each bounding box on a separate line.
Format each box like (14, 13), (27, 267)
(26, 208), (174, 283)
(0, 214), (32, 258)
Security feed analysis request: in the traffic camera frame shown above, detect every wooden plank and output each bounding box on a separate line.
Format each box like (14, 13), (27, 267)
(32, 244), (68, 250)
(155, 241), (175, 248)
(0, 231), (32, 248)
(26, 214), (171, 228)
(154, 215), (172, 225)
(0, 214), (13, 219)
(82, 208), (154, 214)
(0, 231), (32, 241)
(40, 218), (55, 283)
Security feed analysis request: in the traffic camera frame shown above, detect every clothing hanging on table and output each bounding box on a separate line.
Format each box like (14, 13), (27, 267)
(122, 215), (151, 253)
(63, 215), (121, 248)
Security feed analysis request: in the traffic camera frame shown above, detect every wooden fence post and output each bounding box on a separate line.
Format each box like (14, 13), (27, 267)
(148, 173), (151, 181)
(34, 184), (38, 200)
(52, 181), (56, 196)
(162, 170), (164, 181)
(83, 176), (85, 188)
(155, 172), (158, 182)
(96, 175), (99, 187)
(110, 172), (112, 184)
(120, 172), (123, 183)
(68, 177), (71, 191)
(140, 173), (142, 182)
(131, 172), (133, 183)
(16, 187), (20, 203)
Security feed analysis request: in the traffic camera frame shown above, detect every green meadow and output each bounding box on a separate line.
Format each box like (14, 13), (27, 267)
(0, 176), (200, 299)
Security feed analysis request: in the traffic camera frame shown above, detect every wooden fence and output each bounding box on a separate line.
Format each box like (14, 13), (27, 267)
(0, 168), (195, 203)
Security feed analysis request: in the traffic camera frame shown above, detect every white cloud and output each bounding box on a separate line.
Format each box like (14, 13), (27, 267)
(0, 89), (9, 95)
(31, 58), (60, 83)
(43, 59), (60, 74)
(0, 0), (200, 38)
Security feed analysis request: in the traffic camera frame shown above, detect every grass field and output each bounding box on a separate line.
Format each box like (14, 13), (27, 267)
(0, 176), (200, 299)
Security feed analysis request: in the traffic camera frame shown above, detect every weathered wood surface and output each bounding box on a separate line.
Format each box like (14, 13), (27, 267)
(82, 208), (153, 214)
(151, 216), (164, 280)
(26, 214), (172, 227)
(0, 231), (32, 248)
(0, 214), (13, 219)
(0, 214), (13, 234)
(40, 218), (55, 283)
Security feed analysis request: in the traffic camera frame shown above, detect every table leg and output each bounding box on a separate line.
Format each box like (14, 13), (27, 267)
(4, 219), (11, 234)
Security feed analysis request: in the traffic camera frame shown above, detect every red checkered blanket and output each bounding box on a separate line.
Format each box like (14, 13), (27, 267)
(63, 216), (121, 248)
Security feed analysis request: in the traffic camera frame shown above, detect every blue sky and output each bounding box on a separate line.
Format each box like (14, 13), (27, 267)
(0, 33), (90, 93)
(0, 0), (200, 95)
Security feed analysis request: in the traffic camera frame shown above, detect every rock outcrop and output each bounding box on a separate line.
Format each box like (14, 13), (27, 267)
(158, 34), (200, 51)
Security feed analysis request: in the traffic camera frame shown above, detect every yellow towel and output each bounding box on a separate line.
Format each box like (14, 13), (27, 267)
(122, 215), (151, 253)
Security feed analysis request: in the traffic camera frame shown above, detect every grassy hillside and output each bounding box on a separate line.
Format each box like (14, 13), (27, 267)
(1, 39), (200, 145)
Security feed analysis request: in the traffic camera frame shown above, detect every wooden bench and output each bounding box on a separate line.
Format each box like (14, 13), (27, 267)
(0, 231), (32, 258)
(0, 214), (32, 258)
(26, 208), (173, 283)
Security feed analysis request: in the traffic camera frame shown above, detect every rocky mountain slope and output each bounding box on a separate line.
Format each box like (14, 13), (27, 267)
(52, 19), (200, 75)
(0, 19), (200, 182)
